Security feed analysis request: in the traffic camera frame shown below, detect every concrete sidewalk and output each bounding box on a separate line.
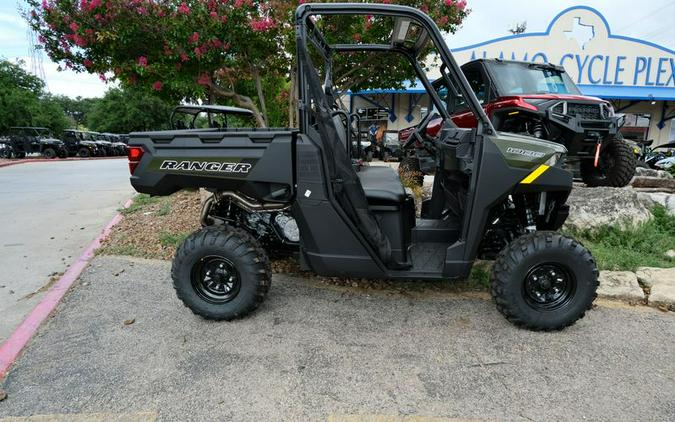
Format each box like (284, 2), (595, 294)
(1, 255), (674, 421)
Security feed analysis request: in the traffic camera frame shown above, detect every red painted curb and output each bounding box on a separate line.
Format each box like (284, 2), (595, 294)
(0, 156), (125, 169)
(0, 198), (134, 380)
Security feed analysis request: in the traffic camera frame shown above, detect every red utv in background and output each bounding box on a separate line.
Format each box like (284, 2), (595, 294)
(400, 59), (635, 187)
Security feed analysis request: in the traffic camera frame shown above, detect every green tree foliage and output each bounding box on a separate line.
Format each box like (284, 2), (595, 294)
(52, 95), (98, 126)
(0, 59), (69, 134)
(0, 59), (44, 95)
(33, 94), (71, 134)
(87, 87), (172, 133)
(27, 0), (469, 127)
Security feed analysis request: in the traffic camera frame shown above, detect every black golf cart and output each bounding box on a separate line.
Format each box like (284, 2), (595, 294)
(127, 3), (598, 331)
(170, 104), (256, 130)
(62, 129), (100, 157)
(5, 127), (68, 159)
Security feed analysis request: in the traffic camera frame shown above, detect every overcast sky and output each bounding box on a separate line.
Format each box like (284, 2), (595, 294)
(1, 0), (674, 99)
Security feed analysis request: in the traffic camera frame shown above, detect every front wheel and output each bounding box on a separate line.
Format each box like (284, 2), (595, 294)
(490, 232), (598, 331)
(580, 139), (636, 187)
(171, 226), (271, 320)
(42, 148), (57, 159)
(78, 147), (91, 158)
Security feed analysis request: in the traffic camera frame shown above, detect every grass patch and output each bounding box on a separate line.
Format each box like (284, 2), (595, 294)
(158, 231), (191, 248)
(467, 261), (492, 290)
(121, 194), (161, 215)
(156, 199), (172, 216)
(565, 205), (675, 271)
(101, 243), (142, 257)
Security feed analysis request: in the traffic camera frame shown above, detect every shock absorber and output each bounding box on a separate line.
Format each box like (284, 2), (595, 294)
(531, 121), (546, 139)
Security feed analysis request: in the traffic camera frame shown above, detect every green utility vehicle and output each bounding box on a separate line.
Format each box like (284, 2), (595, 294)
(126, 3), (598, 331)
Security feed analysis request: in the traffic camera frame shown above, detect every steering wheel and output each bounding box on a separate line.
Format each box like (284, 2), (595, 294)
(403, 112), (440, 150)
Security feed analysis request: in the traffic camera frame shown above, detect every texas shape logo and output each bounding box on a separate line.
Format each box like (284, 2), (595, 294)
(564, 17), (595, 50)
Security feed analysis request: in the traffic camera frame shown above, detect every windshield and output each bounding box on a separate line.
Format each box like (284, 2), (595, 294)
(487, 62), (581, 95)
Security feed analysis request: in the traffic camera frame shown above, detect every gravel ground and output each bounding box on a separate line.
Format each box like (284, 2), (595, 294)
(99, 190), (202, 260)
(0, 255), (673, 421)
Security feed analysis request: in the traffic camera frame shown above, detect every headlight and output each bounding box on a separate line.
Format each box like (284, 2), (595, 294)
(605, 103), (615, 116)
(545, 152), (565, 167)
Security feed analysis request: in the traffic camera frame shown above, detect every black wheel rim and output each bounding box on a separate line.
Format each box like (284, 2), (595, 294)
(523, 263), (575, 310)
(190, 256), (241, 304)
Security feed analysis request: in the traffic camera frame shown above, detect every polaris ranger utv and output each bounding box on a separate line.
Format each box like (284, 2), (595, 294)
(62, 129), (100, 157)
(401, 59), (636, 187)
(456, 59), (634, 186)
(127, 3), (598, 331)
(5, 127), (68, 159)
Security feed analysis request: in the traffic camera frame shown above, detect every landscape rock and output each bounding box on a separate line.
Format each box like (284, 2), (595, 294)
(597, 271), (646, 302)
(635, 267), (675, 311)
(636, 191), (675, 215)
(631, 176), (675, 190)
(665, 250), (675, 260)
(565, 187), (652, 231)
(634, 167), (673, 179)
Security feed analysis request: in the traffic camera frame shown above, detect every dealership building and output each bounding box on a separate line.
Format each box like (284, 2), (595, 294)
(349, 6), (675, 146)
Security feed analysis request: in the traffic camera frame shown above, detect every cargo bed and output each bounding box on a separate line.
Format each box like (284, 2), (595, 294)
(128, 128), (297, 204)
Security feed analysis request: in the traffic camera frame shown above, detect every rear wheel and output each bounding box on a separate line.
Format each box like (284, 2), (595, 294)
(14, 152), (26, 159)
(78, 147), (91, 158)
(171, 226), (271, 320)
(42, 147), (57, 159)
(399, 156), (424, 187)
(490, 231), (598, 331)
(580, 139), (636, 187)
(0, 148), (12, 159)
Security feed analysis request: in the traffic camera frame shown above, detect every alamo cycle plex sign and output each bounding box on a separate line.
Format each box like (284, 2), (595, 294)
(452, 6), (675, 101)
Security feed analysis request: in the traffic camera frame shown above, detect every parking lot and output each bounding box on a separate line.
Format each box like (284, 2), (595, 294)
(1, 255), (673, 421)
(0, 159), (134, 342)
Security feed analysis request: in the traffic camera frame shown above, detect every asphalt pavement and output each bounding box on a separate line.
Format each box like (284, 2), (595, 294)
(1, 255), (673, 421)
(0, 160), (134, 342)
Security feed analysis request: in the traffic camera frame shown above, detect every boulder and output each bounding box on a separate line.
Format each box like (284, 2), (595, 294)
(631, 176), (675, 190)
(666, 250), (675, 260)
(635, 267), (675, 311)
(634, 167), (673, 179)
(597, 271), (645, 303)
(564, 187), (652, 231)
(636, 192), (675, 215)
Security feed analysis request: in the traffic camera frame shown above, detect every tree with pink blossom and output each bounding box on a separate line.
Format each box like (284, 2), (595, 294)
(26, 1), (470, 127)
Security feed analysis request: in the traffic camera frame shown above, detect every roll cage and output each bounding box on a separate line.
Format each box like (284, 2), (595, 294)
(294, 2), (495, 136)
(170, 105), (255, 130)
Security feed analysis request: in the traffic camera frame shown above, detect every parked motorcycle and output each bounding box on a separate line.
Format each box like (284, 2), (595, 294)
(635, 140), (675, 170)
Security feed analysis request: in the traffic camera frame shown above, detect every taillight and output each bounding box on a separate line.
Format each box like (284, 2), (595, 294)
(127, 146), (144, 175)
